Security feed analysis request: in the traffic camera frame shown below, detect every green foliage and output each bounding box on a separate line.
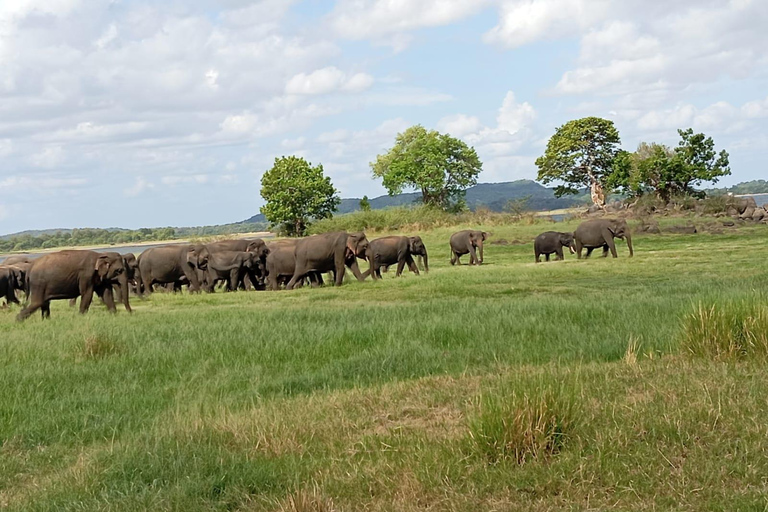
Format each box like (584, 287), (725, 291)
(359, 195), (371, 212)
(0, 227), (178, 253)
(371, 125), (482, 211)
(681, 301), (768, 361)
(260, 156), (340, 237)
(610, 129), (730, 201)
(536, 117), (621, 203)
(504, 195), (532, 219)
(708, 179), (768, 195)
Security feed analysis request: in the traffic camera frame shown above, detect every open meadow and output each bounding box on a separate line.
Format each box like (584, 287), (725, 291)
(2, 219), (768, 511)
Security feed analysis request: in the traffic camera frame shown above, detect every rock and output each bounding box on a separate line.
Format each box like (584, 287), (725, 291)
(587, 204), (602, 214)
(752, 208), (767, 222)
(721, 220), (736, 227)
(664, 225), (698, 234)
(733, 196), (757, 214)
(740, 206), (756, 220)
(726, 206), (739, 217)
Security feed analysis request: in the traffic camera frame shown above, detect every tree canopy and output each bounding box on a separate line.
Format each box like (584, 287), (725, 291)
(371, 125), (482, 211)
(608, 129), (730, 201)
(260, 156), (340, 237)
(535, 117), (621, 207)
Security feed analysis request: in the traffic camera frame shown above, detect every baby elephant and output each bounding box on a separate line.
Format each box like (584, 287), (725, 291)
(534, 231), (576, 263)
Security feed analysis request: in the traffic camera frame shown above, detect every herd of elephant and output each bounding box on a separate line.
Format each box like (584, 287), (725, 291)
(0, 218), (632, 321)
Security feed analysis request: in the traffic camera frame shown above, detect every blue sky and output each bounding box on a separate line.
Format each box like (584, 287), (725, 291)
(0, 0), (766, 234)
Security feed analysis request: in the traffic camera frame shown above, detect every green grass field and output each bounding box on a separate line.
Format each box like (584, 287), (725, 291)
(2, 220), (768, 511)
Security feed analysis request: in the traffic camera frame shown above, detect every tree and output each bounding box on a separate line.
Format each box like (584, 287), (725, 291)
(359, 195), (371, 211)
(371, 125), (482, 211)
(607, 129), (730, 201)
(260, 156), (340, 236)
(536, 117), (621, 207)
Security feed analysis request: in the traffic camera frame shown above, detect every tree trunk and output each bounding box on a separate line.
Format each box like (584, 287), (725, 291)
(586, 168), (606, 207)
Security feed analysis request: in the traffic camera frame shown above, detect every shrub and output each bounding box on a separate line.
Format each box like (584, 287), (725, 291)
(466, 381), (579, 465)
(680, 301), (768, 361)
(81, 333), (119, 360)
(699, 194), (730, 214)
(308, 205), (550, 234)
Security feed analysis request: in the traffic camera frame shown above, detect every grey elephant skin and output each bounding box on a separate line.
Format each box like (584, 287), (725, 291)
(205, 251), (260, 292)
(0, 265), (25, 305)
(363, 235), (429, 279)
(17, 250), (130, 321)
(2, 255), (32, 266)
(207, 239), (268, 284)
(286, 231), (372, 289)
(534, 231), (576, 263)
(450, 230), (488, 265)
(137, 244), (210, 294)
(574, 219), (634, 259)
(265, 240), (325, 290)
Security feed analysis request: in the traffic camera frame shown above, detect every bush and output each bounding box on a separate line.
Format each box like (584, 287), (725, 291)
(681, 301), (768, 361)
(699, 195), (730, 215)
(466, 381), (579, 465)
(308, 206), (548, 234)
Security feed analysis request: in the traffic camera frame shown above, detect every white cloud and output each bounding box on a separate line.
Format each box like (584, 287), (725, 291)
(0, 139), (12, 157)
(330, 0), (492, 47)
(485, 0), (611, 48)
(124, 176), (153, 197)
(285, 67), (374, 96)
(161, 174), (209, 186)
(437, 115), (482, 138)
(30, 146), (64, 168)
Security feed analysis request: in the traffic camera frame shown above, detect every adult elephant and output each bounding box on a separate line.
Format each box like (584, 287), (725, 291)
(286, 232), (371, 289)
(265, 240), (324, 290)
(534, 231), (576, 263)
(17, 250), (129, 321)
(450, 230), (488, 266)
(137, 244), (209, 294)
(363, 236), (429, 279)
(205, 251), (260, 292)
(573, 218), (634, 259)
(2, 255), (32, 266)
(207, 239), (268, 290)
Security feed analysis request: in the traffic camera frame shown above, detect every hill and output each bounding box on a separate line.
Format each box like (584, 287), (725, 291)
(240, 180), (586, 224)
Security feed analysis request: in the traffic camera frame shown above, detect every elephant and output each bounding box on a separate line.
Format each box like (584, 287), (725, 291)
(534, 231), (576, 263)
(207, 239), (269, 283)
(0, 265), (25, 305)
(2, 255), (32, 266)
(204, 251), (260, 292)
(362, 236), (429, 279)
(17, 250), (130, 321)
(137, 244), (210, 294)
(573, 218), (634, 259)
(70, 252), (135, 311)
(286, 231), (372, 289)
(265, 240), (324, 290)
(450, 230), (488, 265)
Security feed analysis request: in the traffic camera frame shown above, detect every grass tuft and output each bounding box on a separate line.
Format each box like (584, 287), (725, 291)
(681, 301), (768, 360)
(81, 333), (119, 360)
(273, 486), (337, 512)
(467, 381), (579, 465)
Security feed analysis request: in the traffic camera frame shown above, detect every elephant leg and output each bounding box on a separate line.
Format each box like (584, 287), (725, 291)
(575, 240), (584, 259)
(406, 255), (419, 275)
(184, 267), (201, 293)
(555, 247), (564, 261)
(79, 288), (95, 314)
(17, 300), (43, 322)
(468, 245), (479, 265)
(41, 301), (51, 319)
(69, 297), (77, 308)
(100, 287), (117, 313)
(601, 245), (610, 258)
(535, 250), (541, 263)
(395, 257), (407, 277)
(585, 247), (594, 259)
(545, 253), (550, 262)
(450, 252), (458, 265)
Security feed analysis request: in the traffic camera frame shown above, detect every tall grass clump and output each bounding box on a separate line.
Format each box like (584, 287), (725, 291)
(681, 301), (768, 360)
(467, 381), (579, 465)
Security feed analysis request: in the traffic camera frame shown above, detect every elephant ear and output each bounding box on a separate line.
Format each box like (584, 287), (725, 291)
(95, 255), (111, 280)
(345, 237), (357, 259)
(186, 246), (197, 265)
(481, 232), (489, 241)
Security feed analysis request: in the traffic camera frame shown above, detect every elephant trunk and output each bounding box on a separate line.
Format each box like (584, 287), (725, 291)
(117, 272), (132, 312)
(422, 251), (429, 272)
(625, 232), (634, 257)
(478, 241), (484, 264)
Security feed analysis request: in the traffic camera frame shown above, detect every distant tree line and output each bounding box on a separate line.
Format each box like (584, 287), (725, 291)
(0, 227), (176, 253)
(706, 180), (768, 196)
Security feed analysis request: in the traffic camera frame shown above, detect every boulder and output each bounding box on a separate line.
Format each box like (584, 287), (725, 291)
(721, 220), (736, 227)
(664, 225), (698, 234)
(733, 196), (757, 214)
(752, 208), (767, 222)
(587, 204), (602, 214)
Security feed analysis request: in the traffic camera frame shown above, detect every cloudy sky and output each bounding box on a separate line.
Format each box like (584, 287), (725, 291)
(0, 0), (766, 233)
